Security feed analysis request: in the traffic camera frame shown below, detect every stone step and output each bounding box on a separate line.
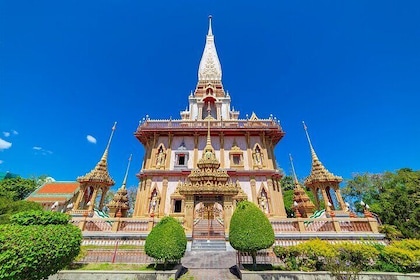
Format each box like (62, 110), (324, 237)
(191, 240), (227, 251)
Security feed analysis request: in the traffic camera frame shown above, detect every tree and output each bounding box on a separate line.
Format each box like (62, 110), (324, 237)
(0, 176), (37, 201)
(229, 201), (275, 268)
(144, 216), (187, 269)
(342, 168), (420, 238)
(0, 197), (42, 224)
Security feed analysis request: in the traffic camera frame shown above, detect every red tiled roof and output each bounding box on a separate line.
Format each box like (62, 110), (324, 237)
(37, 182), (80, 194)
(27, 197), (68, 202)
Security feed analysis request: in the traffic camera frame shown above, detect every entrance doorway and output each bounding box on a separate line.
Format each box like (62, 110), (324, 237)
(193, 196), (225, 240)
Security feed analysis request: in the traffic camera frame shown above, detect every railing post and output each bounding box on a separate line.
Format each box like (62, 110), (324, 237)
(330, 211), (341, 232)
(79, 211), (88, 231)
(112, 209), (122, 232)
(365, 211), (379, 233)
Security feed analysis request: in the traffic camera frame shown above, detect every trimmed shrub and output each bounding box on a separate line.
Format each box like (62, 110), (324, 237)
(295, 239), (338, 271)
(144, 216), (187, 269)
(332, 242), (379, 271)
(10, 210), (70, 225)
(0, 224), (82, 280)
(229, 201), (275, 268)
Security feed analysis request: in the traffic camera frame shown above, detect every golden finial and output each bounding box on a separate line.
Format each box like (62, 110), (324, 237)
(302, 121), (319, 161)
(101, 122), (117, 161)
(121, 154), (132, 190)
(289, 153), (299, 185)
(206, 118), (212, 147)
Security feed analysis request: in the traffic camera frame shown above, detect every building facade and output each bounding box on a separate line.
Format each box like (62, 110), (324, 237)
(133, 17), (287, 232)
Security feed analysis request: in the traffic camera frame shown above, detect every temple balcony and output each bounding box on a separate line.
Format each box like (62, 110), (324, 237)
(135, 118), (285, 145)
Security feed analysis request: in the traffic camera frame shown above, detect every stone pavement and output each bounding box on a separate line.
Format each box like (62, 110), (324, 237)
(181, 251), (239, 279)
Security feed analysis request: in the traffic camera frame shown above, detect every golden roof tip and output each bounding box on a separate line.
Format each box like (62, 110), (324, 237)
(101, 121), (117, 161)
(289, 153), (299, 185)
(121, 154), (132, 190)
(302, 121), (319, 161)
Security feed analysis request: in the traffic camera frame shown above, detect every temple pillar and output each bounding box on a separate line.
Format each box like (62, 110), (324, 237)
(184, 195), (194, 232)
(273, 178), (287, 218)
(160, 177), (168, 216)
(334, 186), (347, 210)
(73, 186), (85, 210)
(141, 178), (152, 216)
(87, 187), (99, 212)
(246, 133), (252, 169)
(321, 188), (332, 212)
(98, 188), (107, 210)
(219, 133), (225, 168)
(223, 196), (234, 233)
(250, 177), (257, 204)
(165, 134), (173, 170)
(193, 133), (199, 168)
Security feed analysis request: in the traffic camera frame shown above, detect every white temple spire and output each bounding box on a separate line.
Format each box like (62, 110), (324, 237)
(198, 16), (222, 82)
(208, 15), (213, 36)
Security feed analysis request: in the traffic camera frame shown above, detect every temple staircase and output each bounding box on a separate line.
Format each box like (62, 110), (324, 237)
(192, 219), (226, 251)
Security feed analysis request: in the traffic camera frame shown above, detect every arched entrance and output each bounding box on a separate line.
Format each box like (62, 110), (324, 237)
(193, 196), (225, 240)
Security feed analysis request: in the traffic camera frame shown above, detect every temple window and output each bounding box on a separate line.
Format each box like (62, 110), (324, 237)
(229, 139), (244, 169)
(174, 200), (182, 213)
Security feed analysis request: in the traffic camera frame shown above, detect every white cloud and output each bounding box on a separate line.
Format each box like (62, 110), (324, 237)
(3, 132), (10, 137)
(12, 130), (18, 135)
(0, 138), (12, 150)
(87, 135), (97, 144)
(33, 146), (53, 155)
(0, 160), (3, 164)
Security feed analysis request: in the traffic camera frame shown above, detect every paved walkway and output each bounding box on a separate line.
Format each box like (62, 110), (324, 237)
(181, 251), (239, 279)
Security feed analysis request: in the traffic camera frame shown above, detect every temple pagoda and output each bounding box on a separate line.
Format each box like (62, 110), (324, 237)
(133, 16), (286, 234)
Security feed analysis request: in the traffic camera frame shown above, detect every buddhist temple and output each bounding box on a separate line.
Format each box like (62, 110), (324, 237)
(133, 16), (287, 235)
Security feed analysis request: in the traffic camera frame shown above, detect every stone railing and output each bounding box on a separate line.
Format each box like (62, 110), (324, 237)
(73, 216), (378, 235)
(73, 217), (154, 233)
(271, 217), (378, 234)
(136, 118), (282, 131)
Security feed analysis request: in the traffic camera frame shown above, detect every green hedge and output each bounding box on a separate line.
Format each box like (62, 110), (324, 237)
(0, 224), (82, 280)
(10, 210), (71, 226)
(144, 216), (187, 269)
(273, 239), (420, 273)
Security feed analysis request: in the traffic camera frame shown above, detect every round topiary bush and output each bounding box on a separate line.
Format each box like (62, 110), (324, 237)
(229, 200), (275, 268)
(144, 216), (187, 269)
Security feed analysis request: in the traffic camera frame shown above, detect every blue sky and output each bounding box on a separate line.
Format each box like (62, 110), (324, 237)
(1, 1), (419, 190)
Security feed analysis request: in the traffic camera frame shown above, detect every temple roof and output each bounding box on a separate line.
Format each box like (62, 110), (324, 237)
(27, 181), (80, 204)
(302, 122), (343, 186)
(77, 122), (116, 186)
(198, 16), (222, 82)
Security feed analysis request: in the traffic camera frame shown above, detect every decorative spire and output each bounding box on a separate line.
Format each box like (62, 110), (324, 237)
(302, 121), (342, 186)
(290, 153), (315, 217)
(107, 154), (131, 216)
(77, 122), (116, 186)
(198, 16), (222, 81)
(121, 154), (132, 190)
(202, 118), (216, 161)
(208, 15), (213, 36)
(289, 154), (299, 186)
